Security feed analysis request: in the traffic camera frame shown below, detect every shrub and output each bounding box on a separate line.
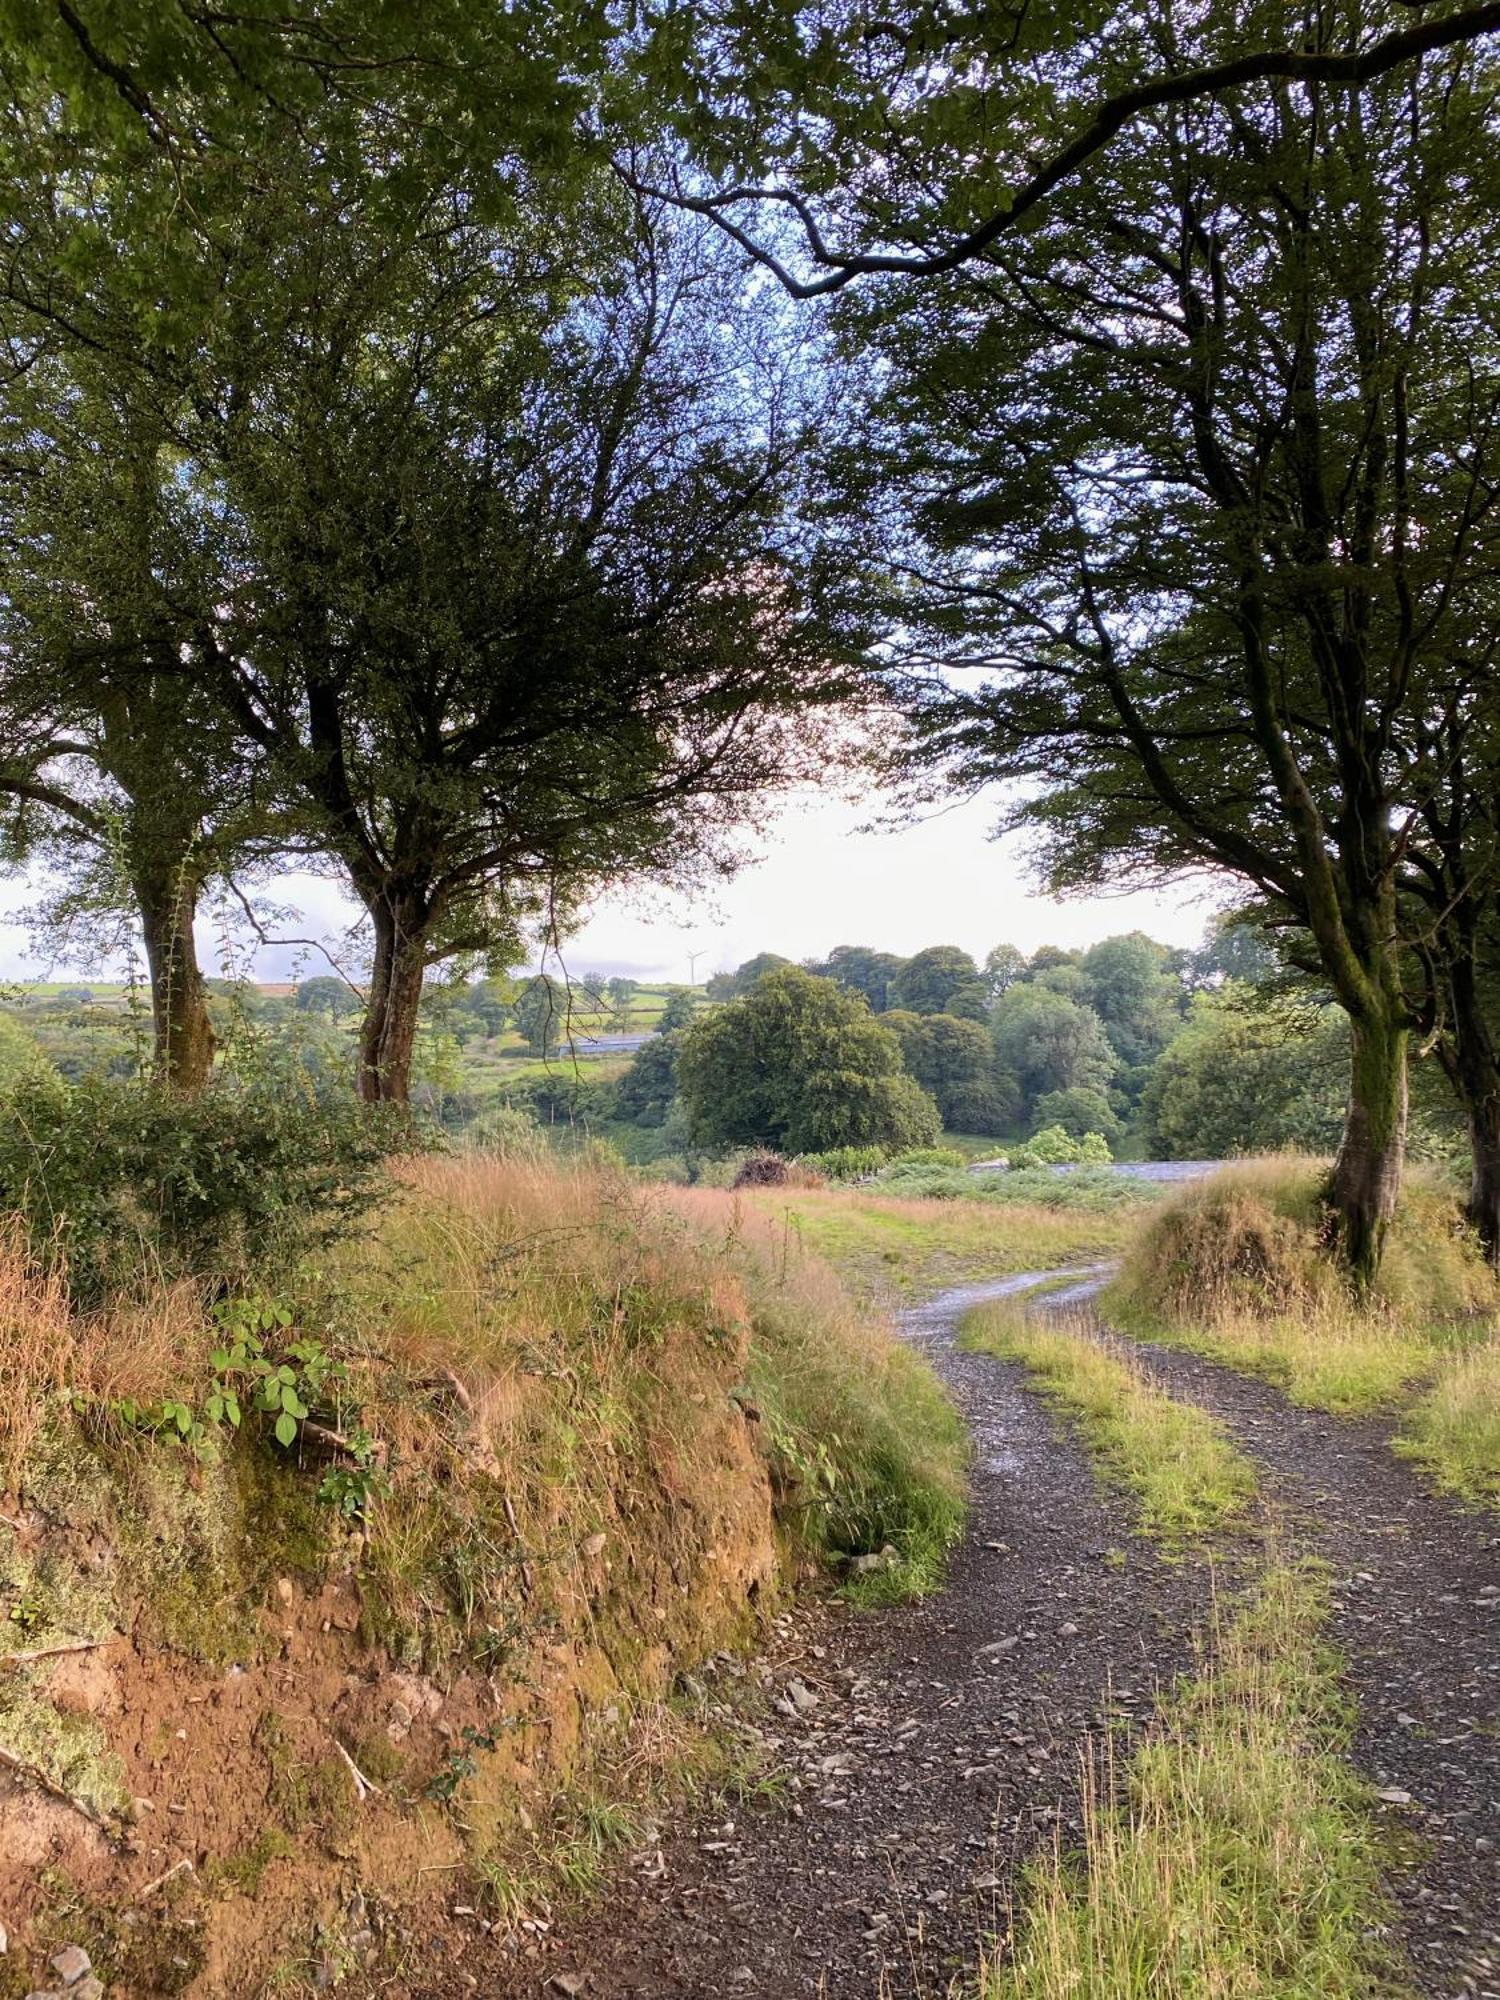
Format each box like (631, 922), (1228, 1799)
(1031, 1087), (1122, 1144)
(1007, 1124), (1113, 1168)
(731, 1151), (826, 1189)
(1107, 1160), (1499, 1419)
(796, 1145), (888, 1181)
(0, 1070), (406, 1300)
(676, 966), (942, 1154)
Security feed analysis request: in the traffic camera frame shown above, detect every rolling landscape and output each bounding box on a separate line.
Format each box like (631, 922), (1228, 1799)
(0, 6), (1496, 2000)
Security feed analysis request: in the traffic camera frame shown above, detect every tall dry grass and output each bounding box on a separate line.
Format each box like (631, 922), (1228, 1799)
(1106, 1158), (1499, 1418)
(660, 1187), (968, 1593)
(0, 1230), (210, 1483)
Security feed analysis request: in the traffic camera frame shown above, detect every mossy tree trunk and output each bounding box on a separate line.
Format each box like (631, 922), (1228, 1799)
(355, 886), (431, 1105)
(134, 858), (216, 1093)
(1328, 1004), (1408, 1292)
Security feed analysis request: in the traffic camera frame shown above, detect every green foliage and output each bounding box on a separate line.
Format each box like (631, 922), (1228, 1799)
(108, 1298), (382, 1499)
(704, 953), (795, 1001)
(612, 1032), (682, 1127)
(677, 966), (942, 1154)
(1031, 1086), (1121, 1143)
(805, 945), (905, 1013)
(656, 989), (697, 1033)
(1008, 1124), (1113, 1167)
(873, 1160), (1152, 1208)
(795, 1144), (888, 1180)
(1142, 991), (1348, 1159)
(0, 1070), (402, 1299)
(883, 1008), (1018, 1134)
(992, 986), (1118, 1118)
(294, 977), (361, 1021)
(887, 944), (988, 1020)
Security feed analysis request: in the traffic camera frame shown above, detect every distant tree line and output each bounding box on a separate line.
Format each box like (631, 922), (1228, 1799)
(610, 920), (1381, 1160)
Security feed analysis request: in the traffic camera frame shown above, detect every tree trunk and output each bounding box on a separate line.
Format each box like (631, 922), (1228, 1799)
(1328, 1007), (1408, 1291)
(1438, 942), (1500, 1267)
(356, 892), (429, 1104)
(134, 863), (216, 1093)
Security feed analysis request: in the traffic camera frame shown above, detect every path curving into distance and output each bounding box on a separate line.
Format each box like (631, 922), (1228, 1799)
(426, 1266), (1499, 2000)
(469, 1270), (1223, 1999)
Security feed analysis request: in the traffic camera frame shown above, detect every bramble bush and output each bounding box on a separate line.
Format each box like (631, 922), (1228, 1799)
(0, 1069), (412, 1299)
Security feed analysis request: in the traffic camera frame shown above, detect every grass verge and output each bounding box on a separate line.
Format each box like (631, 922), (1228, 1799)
(961, 1299), (1255, 1549)
(1394, 1343), (1500, 1504)
(1104, 1160), (1500, 1503)
(738, 1187), (1142, 1303)
(985, 1561), (1406, 1999)
(660, 1186), (969, 1599)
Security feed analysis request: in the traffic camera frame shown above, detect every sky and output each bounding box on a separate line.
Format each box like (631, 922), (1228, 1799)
(0, 782), (1221, 988)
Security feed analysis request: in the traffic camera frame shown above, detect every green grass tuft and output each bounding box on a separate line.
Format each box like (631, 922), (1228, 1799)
(1394, 1341), (1500, 1504)
(962, 1299), (1256, 1549)
(985, 1562), (1406, 1999)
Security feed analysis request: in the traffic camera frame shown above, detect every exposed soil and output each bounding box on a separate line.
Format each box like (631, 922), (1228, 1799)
(444, 1268), (1499, 2000)
(456, 1271), (1225, 1999)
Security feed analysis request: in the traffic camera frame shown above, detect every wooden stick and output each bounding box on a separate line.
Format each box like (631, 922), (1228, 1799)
(0, 1741), (112, 1828)
(135, 1856), (194, 1901)
(503, 1492), (535, 1596)
(333, 1739), (383, 1800)
(0, 1634), (111, 1669)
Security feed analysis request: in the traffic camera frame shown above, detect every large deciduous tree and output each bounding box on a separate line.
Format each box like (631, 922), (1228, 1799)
(0, 359), (277, 1090)
(167, 179), (862, 1103)
(847, 21), (1500, 1283)
(677, 965), (941, 1153)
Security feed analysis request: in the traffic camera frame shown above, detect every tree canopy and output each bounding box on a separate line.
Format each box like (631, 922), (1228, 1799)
(676, 966), (941, 1153)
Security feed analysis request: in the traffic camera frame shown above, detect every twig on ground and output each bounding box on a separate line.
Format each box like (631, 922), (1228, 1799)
(334, 1738), (384, 1799)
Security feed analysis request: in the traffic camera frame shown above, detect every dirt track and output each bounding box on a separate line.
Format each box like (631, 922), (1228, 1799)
(439, 1270), (1499, 2000)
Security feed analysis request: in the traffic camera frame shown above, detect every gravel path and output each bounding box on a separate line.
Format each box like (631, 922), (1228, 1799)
(469, 1271), (1223, 1999)
(420, 1269), (1498, 2000)
(1067, 1289), (1500, 2000)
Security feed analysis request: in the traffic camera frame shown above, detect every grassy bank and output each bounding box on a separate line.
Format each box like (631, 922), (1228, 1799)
(1103, 1161), (1500, 1503)
(0, 1149), (967, 1992)
(961, 1298), (1256, 1549)
(737, 1186), (1141, 1302)
(986, 1562), (1403, 1999)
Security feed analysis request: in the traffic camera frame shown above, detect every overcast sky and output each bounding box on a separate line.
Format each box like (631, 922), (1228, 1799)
(0, 783), (1221, 988)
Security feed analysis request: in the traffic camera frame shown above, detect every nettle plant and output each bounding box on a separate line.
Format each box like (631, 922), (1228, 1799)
(110, 1298), (389, 1518)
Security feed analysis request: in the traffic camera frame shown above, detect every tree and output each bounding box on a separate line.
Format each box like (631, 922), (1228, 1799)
(653, 4), (1500, 296)
(1143, 993), (1348, 1161)
(887, 946), (988, 1020)
(677, 966), (941, 1153)
(0, 358), (277, 1092)
(0, 0), (622, 1093)
(807, 945), (905, 1013)
(606, 977), (639, 1018)
(982, 944), (1027, 1002)
(614, 1032), (682, 1127)
(295, 977), (361, 1022)
(705, 953), (795, 1001)
(856, 22), (1500, 1282)
(657, 990), (697, 1033)
(991, 988), (1118, 1117)
(1082, 934), (1184, 1096)
(514, 977), (569, 1059)
(1030, 1087), (1121, 1145)
(882, 1009), (1017, 1134)
(194, 180), (867, 1103)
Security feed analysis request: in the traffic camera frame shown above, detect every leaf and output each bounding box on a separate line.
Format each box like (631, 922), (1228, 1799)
(274, 1411), (298, 1448)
